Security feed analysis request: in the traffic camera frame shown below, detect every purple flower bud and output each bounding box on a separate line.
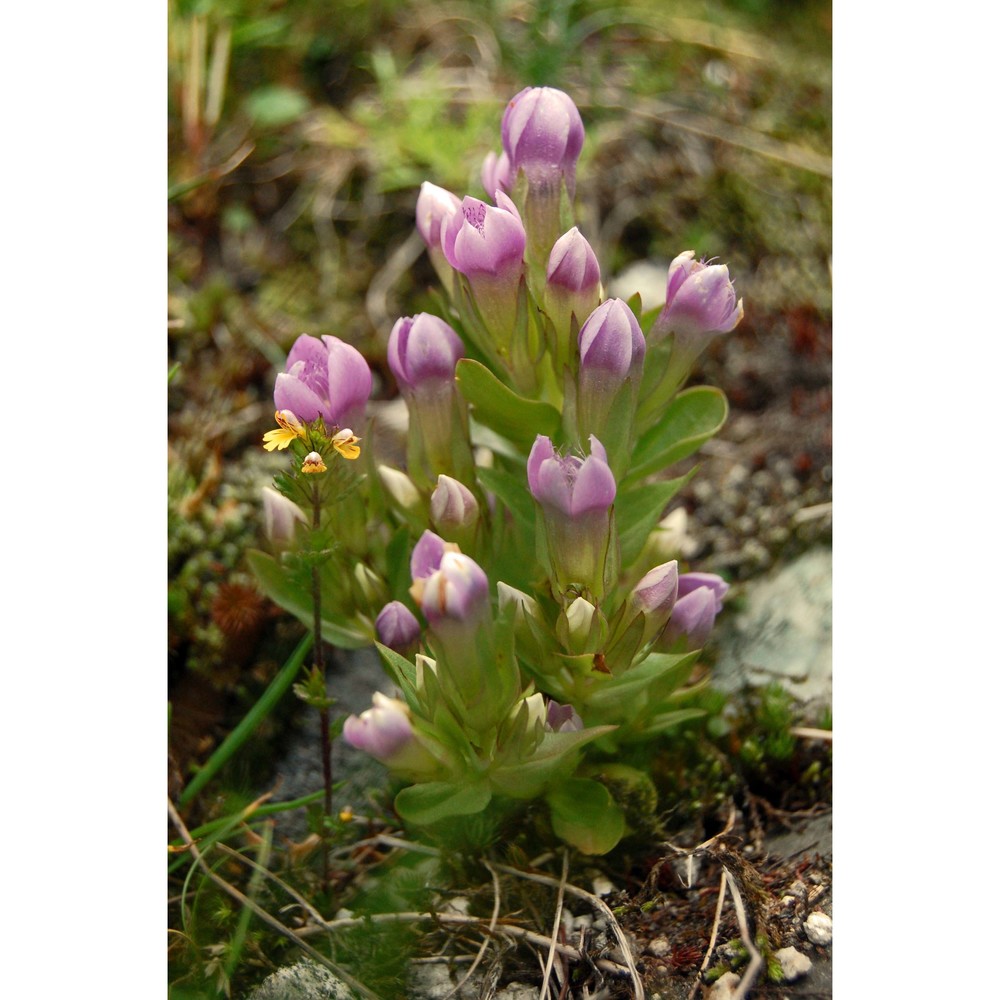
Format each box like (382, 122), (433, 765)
(387, 314), (464, 392)
(527, 434), (616, 518)
(527, 435), (618, 598)
(578, 298), (646, 381)
(501, 87), (585, 196)
(261, 487), (308, 549)
(656, 251), (744, 339)
(441, 193), (526, 279)
(662, 583), (726, 651)
(415, 182), (461, 251)
(575, 299), (646, 468)
(633, 561), (679, 616)
(273, 334), (372, 430)
(430, 475), (480, 544)
(418, 551), (489, 624)
(375, 601), (421, 654)
(409, 529), (457, 581)
(547, 227), (601, 295)
(546, 700), (584, 733)
(343, 692), (414, 759)
(481, 150), (513, 200)
(676, 572), (729, 611)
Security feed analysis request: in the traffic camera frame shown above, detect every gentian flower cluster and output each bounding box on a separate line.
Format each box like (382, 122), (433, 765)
(253, 86), (744, 855)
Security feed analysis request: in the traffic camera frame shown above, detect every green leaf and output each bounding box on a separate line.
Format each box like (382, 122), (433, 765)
(639, 708), (707, 738)
(586, 651), (700, 711)
(490, 725), (616, 798)
(244, 85), (310, 127)
(455, 359), (561, 449)
(626, 386), (728, 484)
(247, 549), (370, 649)
(615, 472), (694, 565)
(477, 465), (536, 529)
(375, 642), (417, 698)
(546, 778), (626, 855)
(394, 781), (491, 825)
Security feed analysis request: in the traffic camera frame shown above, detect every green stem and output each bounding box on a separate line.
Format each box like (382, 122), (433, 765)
(311, 480), (332, 884)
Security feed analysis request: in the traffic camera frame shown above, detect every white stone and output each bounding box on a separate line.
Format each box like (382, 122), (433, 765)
(804, 910), (833, 946)
(646, 935), (671, 958)
(707, 970), (742, 999)
(774, 945), (813, 982)
(591, 875), (615, 897)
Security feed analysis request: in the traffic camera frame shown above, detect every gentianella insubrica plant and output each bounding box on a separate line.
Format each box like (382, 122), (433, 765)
(251, 86), (744, 855)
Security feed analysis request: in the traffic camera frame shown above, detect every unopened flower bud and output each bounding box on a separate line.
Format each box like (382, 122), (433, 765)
(558, 595), (600, 654)
(261, 487), (308, 550)
(661, 573), (729, 651)
(375, 601), (421, 655)
(502, 86), (585, 197)
(481, 149), (513, 200)
(417, 551), (489, 624)
(544, 227), (602, 377)
(343, 693), (436, 776)
(653, 251), (744, 341)
(377, 465), (424, 518)
(416, 182), (462, 287)
(388, 313), (464, 392)
(629, 560), (679, 647)
(527, 434), (617, 599)
(442, 193), (526, 280)
(575, 298), (645, 466)
(546, 700), (584, 733)
(430, 475), (480, 549)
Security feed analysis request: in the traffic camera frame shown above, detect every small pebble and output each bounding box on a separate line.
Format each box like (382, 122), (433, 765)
(707, 971), (742, 999)
(804, 910), (832, 946)
(774, 946), (812, 982)
(645, 936), (671, 958)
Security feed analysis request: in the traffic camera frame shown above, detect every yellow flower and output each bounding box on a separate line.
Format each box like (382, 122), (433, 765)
(302, 451), (327, 474)
(262, 410), (307, 452)
(331, 428), (361, 460)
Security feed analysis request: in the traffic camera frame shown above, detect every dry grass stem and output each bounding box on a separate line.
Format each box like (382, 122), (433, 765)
(538, 851), (569, 1000)
(167, 797), (384, 1000)
(688, 870), (728, 1000)
(723, 870), (762, 1000)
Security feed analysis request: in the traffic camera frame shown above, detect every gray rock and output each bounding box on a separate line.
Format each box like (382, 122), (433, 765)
(712, 548), (832, 714)
(645, 935), (671, 958)
(244, 959), (357, 1000)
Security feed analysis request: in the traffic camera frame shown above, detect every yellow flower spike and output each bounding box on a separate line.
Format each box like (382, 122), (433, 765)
(331, 427), (361, 460)
(339, 806), (354, 823)
(302, 451), (327, 474)
(262, 410), (307, 452)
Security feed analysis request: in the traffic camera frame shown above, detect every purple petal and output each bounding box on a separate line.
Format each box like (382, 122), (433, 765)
(526, 435), (557, 498)
(571, 450), (617, 515)
(411, 530), (448, 581)
(273, 372), (327, 423)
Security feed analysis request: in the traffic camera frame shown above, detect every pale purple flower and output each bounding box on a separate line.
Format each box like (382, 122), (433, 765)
(441, 193), (526, 278)
(546, 700), (584, 733)
(662, 574), (730, 650)
(632, 561), (680, 616)
(387, 314), (464, 392)
(527, 436), (617, 598)
(415, 182), (461, 251)
(343, 692), (417, 762)
(410, 529), (455, 581)
(527, 434), (616, 518)
(481, 149), (513, 200)
(261, 487), (307, 549)
(656, 251), (744, 339)
(430, 475), (479, 537)
(375, 601), (421, 654)
(273, 334), (372, 430)
(501, 87), (585, 196)
(578, 298), (646, 382)
(676, 572), (729, 610)
(547, 227), (601, 295)
(418, 551), (490, 624)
